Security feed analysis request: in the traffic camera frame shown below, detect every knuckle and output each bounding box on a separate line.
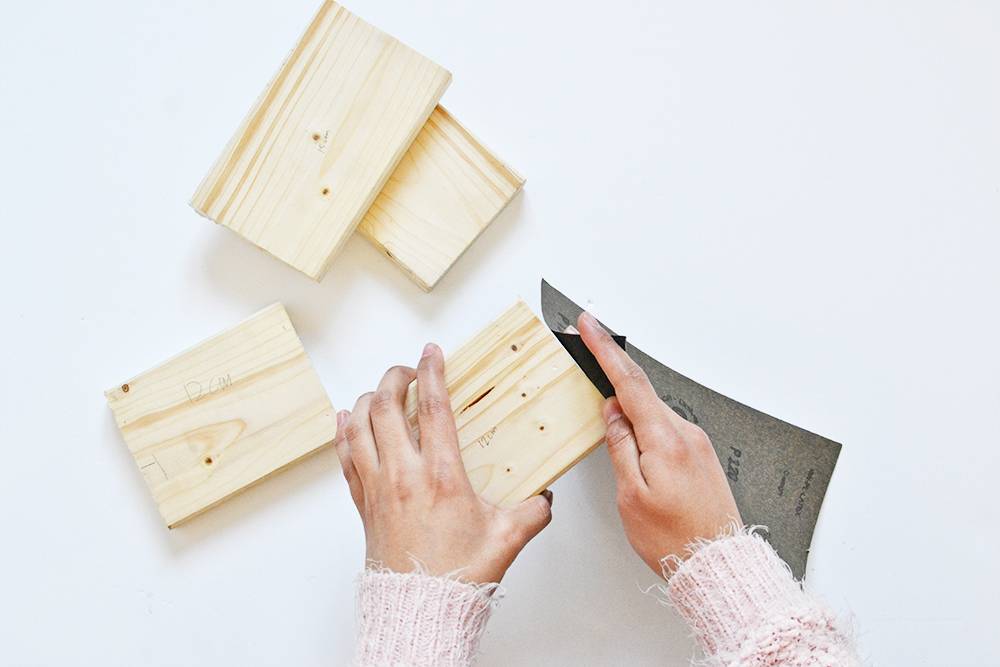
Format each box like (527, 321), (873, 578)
(387, 470), (415, 501)
(418, 396), (449, 419)
(370, 390), (395, 414)
(336, 452), (354, 480)
(605, 420), (634, 448)
(624, 364), (649, 385)
(686, 423), (712, 449)
(616, 484), (645, 511)
(430, 466), (460, 493)
(343, 422), (365, 443)
(664, 440), (692, 466)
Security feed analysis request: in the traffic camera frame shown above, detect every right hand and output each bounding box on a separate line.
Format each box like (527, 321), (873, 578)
(577, 311), (741, 576)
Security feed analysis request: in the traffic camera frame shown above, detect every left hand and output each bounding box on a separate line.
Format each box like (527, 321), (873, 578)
(334, 343), (554, 584)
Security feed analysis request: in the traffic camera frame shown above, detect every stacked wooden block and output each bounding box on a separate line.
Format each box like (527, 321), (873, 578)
(107, 2), (605, 529)
(191, 0), (524, 290)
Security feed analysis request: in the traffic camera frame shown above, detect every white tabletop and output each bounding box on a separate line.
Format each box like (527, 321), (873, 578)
(2, 1), (998, 664)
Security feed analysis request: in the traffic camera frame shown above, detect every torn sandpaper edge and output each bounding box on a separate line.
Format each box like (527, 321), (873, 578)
(541, 279), (841, 579)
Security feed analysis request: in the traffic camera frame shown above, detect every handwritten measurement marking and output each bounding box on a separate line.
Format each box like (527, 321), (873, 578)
(313, 129), (330, 153)
(184, 374), (232, 404)
(473, 427), (497, 449)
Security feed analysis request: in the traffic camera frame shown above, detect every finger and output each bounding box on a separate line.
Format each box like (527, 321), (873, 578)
(507, 493), (554, 546)
(577, 311), (686, 437)
(344, 392), (378, 479)
(603, 397), (646, 488)
(333, 410), (365, 512)
(416, 343), (464, 472)
(370, 365), (418, 466)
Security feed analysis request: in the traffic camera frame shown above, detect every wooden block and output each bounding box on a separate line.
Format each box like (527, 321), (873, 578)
(358, 105), (525, 291)
(191, 1), (452, 280)
(405, 301), (605, 506)
(105, 304), (337, 527)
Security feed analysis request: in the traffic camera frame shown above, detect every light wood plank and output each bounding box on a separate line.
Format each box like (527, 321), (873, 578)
(105, 304), (337, 527)
(405, 301), (605, 506)
(191, 1), (451, 280)
(358, 105), (524, 291)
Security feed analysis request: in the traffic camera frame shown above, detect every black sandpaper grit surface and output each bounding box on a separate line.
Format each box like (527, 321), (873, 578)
(541, 279), (841, 579)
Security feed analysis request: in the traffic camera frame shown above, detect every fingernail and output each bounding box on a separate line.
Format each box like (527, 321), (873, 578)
(337, 410), (349, 428)
(541, 489), (553, 506)
(422, 342), (437, 358)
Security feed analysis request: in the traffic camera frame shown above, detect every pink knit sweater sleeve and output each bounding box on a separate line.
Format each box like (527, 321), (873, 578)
(354, 568), (498, 666)
(354, 529), (856, 666)
(666, 528), (858, 666)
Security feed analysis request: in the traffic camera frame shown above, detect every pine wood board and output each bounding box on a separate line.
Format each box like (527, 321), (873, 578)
(358, 105), (524, 291)
(191, 1), (451, 281)
(405, 301), (606, 507)
(105, 304), (337, 527)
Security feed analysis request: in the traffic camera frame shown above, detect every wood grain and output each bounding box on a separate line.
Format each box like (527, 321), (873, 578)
(358, 105), (524, 291)
(105, 304), (337, 527)
(191, 1), (451, 280)
(405, 301), (605, 506)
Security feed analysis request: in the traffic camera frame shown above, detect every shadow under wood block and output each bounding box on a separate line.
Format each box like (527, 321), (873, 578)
(104, 304), (337, 528)
(191, 1), (452, 281)
(406, 301), (606, 505)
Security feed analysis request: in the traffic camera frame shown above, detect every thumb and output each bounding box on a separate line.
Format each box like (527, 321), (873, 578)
(507, 491), (554, 545)
(603, 397), (645, 488)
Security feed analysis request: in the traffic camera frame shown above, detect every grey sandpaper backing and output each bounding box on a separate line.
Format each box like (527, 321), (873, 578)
(541, 280), (841, 579)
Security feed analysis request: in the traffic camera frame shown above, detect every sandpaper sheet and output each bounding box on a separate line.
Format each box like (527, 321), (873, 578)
(541, 280), (841, 578)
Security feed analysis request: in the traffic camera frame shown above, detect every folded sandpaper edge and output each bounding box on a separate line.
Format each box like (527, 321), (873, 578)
(551, 331), (625, 398)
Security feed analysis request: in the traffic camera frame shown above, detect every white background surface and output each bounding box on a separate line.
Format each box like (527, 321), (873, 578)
(1, 1), (998, 664)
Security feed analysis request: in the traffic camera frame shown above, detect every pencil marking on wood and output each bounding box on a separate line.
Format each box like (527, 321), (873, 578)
(105, 304), (337, 527)
(472, 427), (497, 450)
(183, 374), (233, 404)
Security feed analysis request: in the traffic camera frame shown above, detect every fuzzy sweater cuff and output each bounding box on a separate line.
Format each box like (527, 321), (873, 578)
(354, 567), (499, 667)
(665, 526), (857, 666)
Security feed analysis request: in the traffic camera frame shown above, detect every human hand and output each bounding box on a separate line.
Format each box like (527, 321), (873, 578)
(577, 312), (741, 576)
(334, 343), (554, 584)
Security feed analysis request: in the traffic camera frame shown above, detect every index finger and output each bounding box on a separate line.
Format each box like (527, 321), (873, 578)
(415, 343), (465, 472)
(577, 311), (685, 435)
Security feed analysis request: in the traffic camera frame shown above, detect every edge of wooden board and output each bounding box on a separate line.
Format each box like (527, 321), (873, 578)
(104, 302), (287, 400)
(164, 443), (332, 529)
